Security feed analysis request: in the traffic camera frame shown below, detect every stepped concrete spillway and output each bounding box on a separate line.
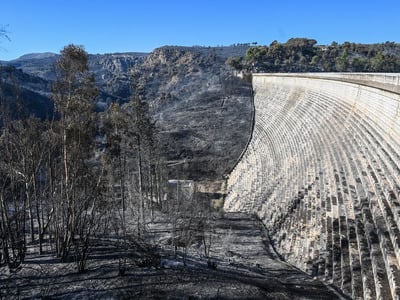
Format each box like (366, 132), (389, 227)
(224, 73), (400, 299)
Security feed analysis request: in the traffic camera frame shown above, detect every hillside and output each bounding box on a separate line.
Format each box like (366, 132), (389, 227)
(229, 39), (400, 73)
(0, 44), (253, 180)
(0, 66), (53, 120)
(135, 46), (253, 179)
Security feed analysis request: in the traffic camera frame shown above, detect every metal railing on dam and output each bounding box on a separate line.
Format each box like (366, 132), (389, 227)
(224, 73), (400, 299)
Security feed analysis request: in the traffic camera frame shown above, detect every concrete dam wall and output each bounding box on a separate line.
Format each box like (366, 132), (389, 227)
(224, 73), (400, 299)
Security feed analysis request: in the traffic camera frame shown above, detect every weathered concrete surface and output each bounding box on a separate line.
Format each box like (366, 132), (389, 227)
(224, 73), (400, 299)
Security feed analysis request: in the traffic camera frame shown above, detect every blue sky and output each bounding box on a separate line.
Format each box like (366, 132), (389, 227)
(1, 0), (399, 61)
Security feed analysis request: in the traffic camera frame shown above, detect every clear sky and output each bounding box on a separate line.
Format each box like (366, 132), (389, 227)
(1, 0), (399, 61)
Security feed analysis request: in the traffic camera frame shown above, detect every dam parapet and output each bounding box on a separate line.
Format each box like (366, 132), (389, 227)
(224, 73), (400, 299)
(257, 73), (400, 94)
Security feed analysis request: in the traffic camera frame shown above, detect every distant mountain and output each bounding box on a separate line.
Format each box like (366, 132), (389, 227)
(0, 45), (253, 179)
(14, 52), (58, 60)
(2, 51), (149, 101)
(2, 53), (59, 80)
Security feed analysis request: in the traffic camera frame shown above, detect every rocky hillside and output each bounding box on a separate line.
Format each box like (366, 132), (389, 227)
(135, 46), (253, 179)
(0, 45), (253, 179)
(88, 52), (148, 107)
(1, 52), (148, 109)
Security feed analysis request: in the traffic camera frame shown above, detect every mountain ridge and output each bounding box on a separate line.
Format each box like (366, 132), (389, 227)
(0, 45), (253, 179)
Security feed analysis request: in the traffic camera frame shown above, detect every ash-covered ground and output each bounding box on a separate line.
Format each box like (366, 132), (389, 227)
(1, 212), (346, 299)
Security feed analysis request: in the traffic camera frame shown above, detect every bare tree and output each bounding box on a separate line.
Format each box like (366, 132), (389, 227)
(0, 25), (10, 45)
(100, 73), (167, 273)
(0, 25), (10, 57)
(0, 121), (30, 268)
(51, 44), (102, 271)
(120, 72), (158, 238)
(102, 103), (131, 274)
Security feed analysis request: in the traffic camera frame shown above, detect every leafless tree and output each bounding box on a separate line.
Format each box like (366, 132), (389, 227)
(0, 25), (9, 39)
(51, 44), (103, 271)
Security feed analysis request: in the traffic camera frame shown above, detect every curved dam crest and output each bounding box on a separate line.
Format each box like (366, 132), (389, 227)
(224, 73), (400, 299)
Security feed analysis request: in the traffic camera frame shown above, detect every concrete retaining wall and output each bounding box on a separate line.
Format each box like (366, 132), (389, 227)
(224, 73), (400, 299)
